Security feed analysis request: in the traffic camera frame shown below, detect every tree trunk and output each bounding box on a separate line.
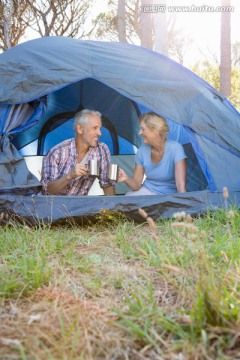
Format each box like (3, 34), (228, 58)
(140, 0), (153, 49)
(154, 0), (168, 55)
(220, 0), (231, 97)
(117, 0), (126, 42)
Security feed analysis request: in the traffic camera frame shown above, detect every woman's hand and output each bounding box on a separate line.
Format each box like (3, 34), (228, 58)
(117, 168), (128, 182)
(117, 164), (144, 190)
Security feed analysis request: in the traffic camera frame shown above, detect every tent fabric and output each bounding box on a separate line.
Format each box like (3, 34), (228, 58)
(0, 99), (46, 135)
(0, 98), (45, 192)
(12, 80), (141, 152)
(0, 36), (240, 224)
(0, 36), (240, 192)
(0, 136), (41, 193)
(0, 190), (239, 225)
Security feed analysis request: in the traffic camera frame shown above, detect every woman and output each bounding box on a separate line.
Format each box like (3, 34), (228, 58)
(118, 112), (187, 195)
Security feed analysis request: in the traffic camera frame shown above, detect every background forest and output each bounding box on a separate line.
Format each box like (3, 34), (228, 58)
(0, 0), (239, 110)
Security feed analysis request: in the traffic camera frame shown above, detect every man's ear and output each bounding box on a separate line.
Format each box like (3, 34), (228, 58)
(76, 123), (83, 135)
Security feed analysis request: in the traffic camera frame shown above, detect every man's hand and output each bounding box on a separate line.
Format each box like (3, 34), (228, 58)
(68, 163), (88, 180)
(47, 163), (88, 195)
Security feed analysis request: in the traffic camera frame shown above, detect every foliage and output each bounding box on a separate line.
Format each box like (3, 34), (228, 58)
(229, 69), (240, 110)
(0, 0), (33, 51)
(93, 0), (141, 44)
(191, 60), (240, 111)
(93, 11), (119, 42)
(26, 0), (95, 38)
(168, 36), (193, 65)
(0, 0), (95, 51)
(232, 41), (240, 67)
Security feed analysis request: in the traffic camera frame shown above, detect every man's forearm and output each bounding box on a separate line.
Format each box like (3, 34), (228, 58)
(47, 173), (72, 195)
(103, 185), (115, 196)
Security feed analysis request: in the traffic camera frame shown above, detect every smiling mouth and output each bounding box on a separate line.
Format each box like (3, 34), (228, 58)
(92, 139), (99, 145)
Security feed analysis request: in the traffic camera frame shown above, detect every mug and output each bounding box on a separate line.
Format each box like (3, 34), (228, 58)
(108, 163), (119, 181)
(88, 159), (100, 177)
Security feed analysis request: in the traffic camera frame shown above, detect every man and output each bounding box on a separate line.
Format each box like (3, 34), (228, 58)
(41, 109), (115, 196)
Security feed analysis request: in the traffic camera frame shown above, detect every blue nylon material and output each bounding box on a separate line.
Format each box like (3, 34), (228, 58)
(1, 36), (240, 191)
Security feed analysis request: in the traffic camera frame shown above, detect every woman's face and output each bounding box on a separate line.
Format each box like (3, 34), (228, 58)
(139, 121), (161, 145)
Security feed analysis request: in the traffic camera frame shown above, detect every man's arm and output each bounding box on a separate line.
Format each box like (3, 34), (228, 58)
(46, 163), (88, 195)
(98, 143), (116, 196)
(47, 173), (72, 195)
(103, 185), (115, 196)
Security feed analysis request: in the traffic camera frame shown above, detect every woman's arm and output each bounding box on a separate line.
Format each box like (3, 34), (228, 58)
(118, 164), (145, 191)
(175, 159), (187, 192)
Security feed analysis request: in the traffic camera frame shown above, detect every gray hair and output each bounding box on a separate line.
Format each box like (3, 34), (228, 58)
(73, 109), (102, 131)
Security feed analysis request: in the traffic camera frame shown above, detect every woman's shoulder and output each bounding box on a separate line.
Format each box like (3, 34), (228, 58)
(166, 140), (184, 150)
(166, 140), (187, 160)
(138, 143), (151, 152)
(136, 144), (151, 162)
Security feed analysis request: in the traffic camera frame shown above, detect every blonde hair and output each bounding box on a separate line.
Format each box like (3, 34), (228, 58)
(139, 112), (169, 140)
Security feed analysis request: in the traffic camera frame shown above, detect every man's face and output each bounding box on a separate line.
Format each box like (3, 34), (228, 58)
(78, 115), (102, 147)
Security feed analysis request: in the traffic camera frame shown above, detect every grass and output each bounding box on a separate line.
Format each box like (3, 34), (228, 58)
(0, 205), (240, 359)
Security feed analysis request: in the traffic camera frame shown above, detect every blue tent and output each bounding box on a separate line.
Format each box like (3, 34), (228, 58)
(0, 36), (240, 224)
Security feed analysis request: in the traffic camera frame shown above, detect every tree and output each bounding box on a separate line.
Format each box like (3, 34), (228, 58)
(191, 61), (220, 90)
(0, 0), (33, 51)
(140, 0), (153, 49)
(154, 0), (168, 55)
(93, 11), (118, 42)
(94, 0), (192, 62)
(191, 60), (240, 111)
(168, 37), (193, 65)
(232, 41), (240, 67)
(0, 0), (97, 52)
(93, 0), (141, 44)
(117, 0), (126, 42)
(229, 67), (240, 110)
(26, 0), (95, 39)
(220, 0), (231, 97)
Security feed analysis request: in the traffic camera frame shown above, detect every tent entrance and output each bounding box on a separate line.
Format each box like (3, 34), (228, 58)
(9, 78), (208, 193)
(12, 78), (142, 156)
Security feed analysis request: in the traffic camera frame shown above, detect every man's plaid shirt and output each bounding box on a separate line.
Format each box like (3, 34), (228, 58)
(41, 138), (114, 195)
